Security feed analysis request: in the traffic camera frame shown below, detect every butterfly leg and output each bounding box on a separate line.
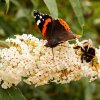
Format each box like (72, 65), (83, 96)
(52, 48), (55, 60)
(45, 42), (55, 60)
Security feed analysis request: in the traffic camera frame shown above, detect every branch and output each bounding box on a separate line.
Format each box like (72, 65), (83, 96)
(0, 34), (100, 89)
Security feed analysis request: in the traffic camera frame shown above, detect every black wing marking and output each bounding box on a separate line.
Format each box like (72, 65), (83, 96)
(33, 10), (52, 32)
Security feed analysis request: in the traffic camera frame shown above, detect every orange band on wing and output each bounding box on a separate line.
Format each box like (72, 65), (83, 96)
(42, 18), (51, 37)
(58, 18), (71, 32)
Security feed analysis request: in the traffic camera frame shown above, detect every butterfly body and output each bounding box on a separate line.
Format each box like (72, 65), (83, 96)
(33, 10), (76, 48)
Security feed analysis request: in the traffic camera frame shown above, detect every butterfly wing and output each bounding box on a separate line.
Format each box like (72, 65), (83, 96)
(34, 10), (76, 48)
(33, 10), (52, 38)
(45, 19), (76, 47)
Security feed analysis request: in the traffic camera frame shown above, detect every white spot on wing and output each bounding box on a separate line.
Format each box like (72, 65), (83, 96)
(37, 20), (41, 25)
(40, 16), (42, 19)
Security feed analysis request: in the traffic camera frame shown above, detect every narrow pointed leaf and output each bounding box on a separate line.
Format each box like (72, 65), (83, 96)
(5, 0), (10, 13)
(7, 87), (27, 100)
(31, 0), (39, 8)
(0, 87), (26, 100)
(0, 87), (12, 100)
(43, 0), (58, 18)
(69, 0), (85, 34)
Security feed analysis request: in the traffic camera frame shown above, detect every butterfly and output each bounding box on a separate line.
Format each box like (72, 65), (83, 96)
(33, 10), (79, 48)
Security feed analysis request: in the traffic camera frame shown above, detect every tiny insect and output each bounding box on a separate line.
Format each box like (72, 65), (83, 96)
(73, 40), (95, 64)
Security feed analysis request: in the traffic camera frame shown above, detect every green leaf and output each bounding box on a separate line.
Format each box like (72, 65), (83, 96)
(43, 0), (58, 18)
(5, 0), (10, 13)
(0, 87), (12, 100)
(83, 78), (92, 100)
(7, 87), (27, 100)
(31, 0), (39, 8)
(10, 0), (21, 8)
(37, 90), (50, 100)
(69, 0), (85, 34)
(0, 17), (16, 36)
(0, 86), (26, 100)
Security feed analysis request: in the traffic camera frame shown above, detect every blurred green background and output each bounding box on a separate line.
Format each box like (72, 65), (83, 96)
(0, 0), (100, 100)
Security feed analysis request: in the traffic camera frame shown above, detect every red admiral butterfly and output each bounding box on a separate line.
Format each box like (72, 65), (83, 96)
(33, 10), (79, 48)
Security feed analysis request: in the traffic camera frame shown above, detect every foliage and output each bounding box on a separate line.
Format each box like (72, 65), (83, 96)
(0, 86), (26, 100)
(69, 0), (85, 34)
(43, 0), (58, 18)
(0, 0), (100, 100)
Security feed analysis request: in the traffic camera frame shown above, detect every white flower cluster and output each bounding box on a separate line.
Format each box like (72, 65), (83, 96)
(0, 34), (100, 89)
